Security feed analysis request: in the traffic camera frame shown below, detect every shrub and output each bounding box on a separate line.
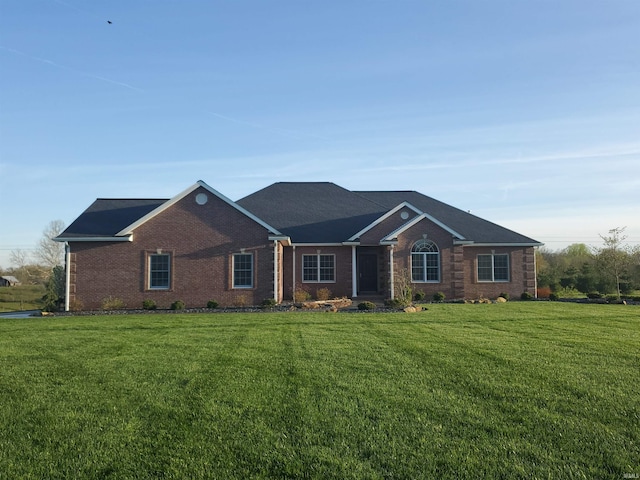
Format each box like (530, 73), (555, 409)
(587, 292), (602, 299)
(499, 292), (510, 301)
(536, 287), (552, 298)
(358, 301), (376, 311)
(520, 292), (533, 301)
(142, 299), (157, 310)
(432, 292), (445, 303)
(261, 298), (277, 309)
(316, 287), (332, 301)
(556, 286), (583, 298)
(293, 286), (311, 303)
(549, 293), (559, 301)
(69, 298), (84, 312)
(206, 300), (219, 309)
(101, 296), (125, 310)
(233, 295), (247, 307)
(170, 300), (186, 310)
(393, 269), (413, 307)
(384, 298), (403, 308)
(414, 291), (426, 302)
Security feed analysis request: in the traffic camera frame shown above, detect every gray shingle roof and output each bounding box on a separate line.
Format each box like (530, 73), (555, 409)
(238, 183), (540, 245)
(57, 199), (167, 239)
(57, 182), (541, 246)
(354, 190), (540, 244)
(237, 182), (387, 243)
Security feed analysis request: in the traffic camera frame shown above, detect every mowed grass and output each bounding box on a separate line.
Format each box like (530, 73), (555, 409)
(1, 303), (638, 479)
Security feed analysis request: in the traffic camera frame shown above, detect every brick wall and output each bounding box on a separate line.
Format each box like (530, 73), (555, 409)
(460, 246), (536, 300)
(70, 187), (275, 310)
(392, 216), (456, 300)
(282, 245), (353, 301)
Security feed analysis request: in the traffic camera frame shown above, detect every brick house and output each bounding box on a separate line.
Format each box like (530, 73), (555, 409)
(55, 180), (542, 310)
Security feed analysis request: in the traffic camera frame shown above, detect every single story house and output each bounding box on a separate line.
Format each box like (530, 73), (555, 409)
(54, 180), (542, 310)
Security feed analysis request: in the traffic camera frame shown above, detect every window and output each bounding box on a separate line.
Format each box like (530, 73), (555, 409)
(149, 253), (171, 289)
(477, 253), (510, 282)
(233, 253), (254, 288)
(303, 254), (335, 282)
(411, 240), (440, 282)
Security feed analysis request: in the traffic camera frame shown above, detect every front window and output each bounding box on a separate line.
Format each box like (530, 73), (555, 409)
(411, 240), (440, 282)
(303, 254), (335, 282)
(149, 253), (171, 289)
(477, 253), (510, 282)
(233, 253), (254, 288)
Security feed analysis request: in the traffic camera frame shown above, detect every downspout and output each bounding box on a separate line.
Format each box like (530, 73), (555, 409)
(533, 247), (538, 299)
(273, 240), (279, 303)
(292, 245), (296, 302)
(64, 243), (71, 312)
(389, 245), (395, 300)
(352, 245), (357, 298)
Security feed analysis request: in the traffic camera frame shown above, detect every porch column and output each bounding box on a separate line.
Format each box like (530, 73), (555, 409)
(352, 245), (357, 298)
(389, 245), (395, 299)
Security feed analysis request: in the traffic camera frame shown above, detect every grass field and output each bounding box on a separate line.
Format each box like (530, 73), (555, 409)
(0, 285), (45, 312)
(1, 303), (638, 479)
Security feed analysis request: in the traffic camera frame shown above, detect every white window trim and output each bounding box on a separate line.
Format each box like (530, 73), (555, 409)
(302, 253), (336, 283)
(411, 240), (440, 283)
(477, 253), (510, 283)
(232, 252), (254, 289)
(148, 253), (171, 290)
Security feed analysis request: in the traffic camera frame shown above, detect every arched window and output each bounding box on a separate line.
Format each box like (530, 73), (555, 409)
(411, 240), (440, 282)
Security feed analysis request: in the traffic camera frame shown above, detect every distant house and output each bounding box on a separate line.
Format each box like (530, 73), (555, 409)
(0, 276), (21, 287)
(55, 180), (542, 310)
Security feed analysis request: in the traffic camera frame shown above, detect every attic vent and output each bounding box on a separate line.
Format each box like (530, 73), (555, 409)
(195, 193), (208, 205)
(400, 211), (409, 220)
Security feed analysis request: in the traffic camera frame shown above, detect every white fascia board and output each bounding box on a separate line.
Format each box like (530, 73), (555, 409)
(290, 243), (344, 247)
(53, 235), (133, 243)
(269, 235), (292, 246)
(462, 242), (545, 247)
(347, 202), (422, 242)
(116, 180), (283, 236)
(381, 212), (466, 243)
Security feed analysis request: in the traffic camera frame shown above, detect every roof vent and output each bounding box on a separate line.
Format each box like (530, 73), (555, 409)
(195, 193), (208, 205)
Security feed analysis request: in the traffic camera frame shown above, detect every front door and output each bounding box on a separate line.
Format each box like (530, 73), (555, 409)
(358, 254), (378, 293)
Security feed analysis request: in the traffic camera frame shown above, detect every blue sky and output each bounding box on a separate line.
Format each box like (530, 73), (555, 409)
(1, 0), (639, 268)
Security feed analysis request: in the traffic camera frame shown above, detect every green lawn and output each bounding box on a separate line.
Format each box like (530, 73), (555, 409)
(1, 303), (638, 479)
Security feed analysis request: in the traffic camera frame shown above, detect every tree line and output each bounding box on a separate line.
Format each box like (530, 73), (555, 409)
(537, 227), (640, 298)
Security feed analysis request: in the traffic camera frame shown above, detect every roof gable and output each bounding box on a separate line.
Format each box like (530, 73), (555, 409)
(56, 180), (282, 242)
(355, 191), (541, 245)
(117, 180), (282, 236)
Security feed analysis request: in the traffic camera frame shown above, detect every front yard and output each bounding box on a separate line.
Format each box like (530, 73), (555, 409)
(1, 303), (638, 478)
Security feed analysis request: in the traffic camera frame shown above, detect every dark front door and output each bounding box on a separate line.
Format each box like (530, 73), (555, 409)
(358, 254), (378, 293)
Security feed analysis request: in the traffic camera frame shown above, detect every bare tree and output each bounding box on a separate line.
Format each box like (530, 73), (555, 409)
(9, 248), (31, 270)
(595, 227), (629, 299)
(35, 220), (66, 269)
